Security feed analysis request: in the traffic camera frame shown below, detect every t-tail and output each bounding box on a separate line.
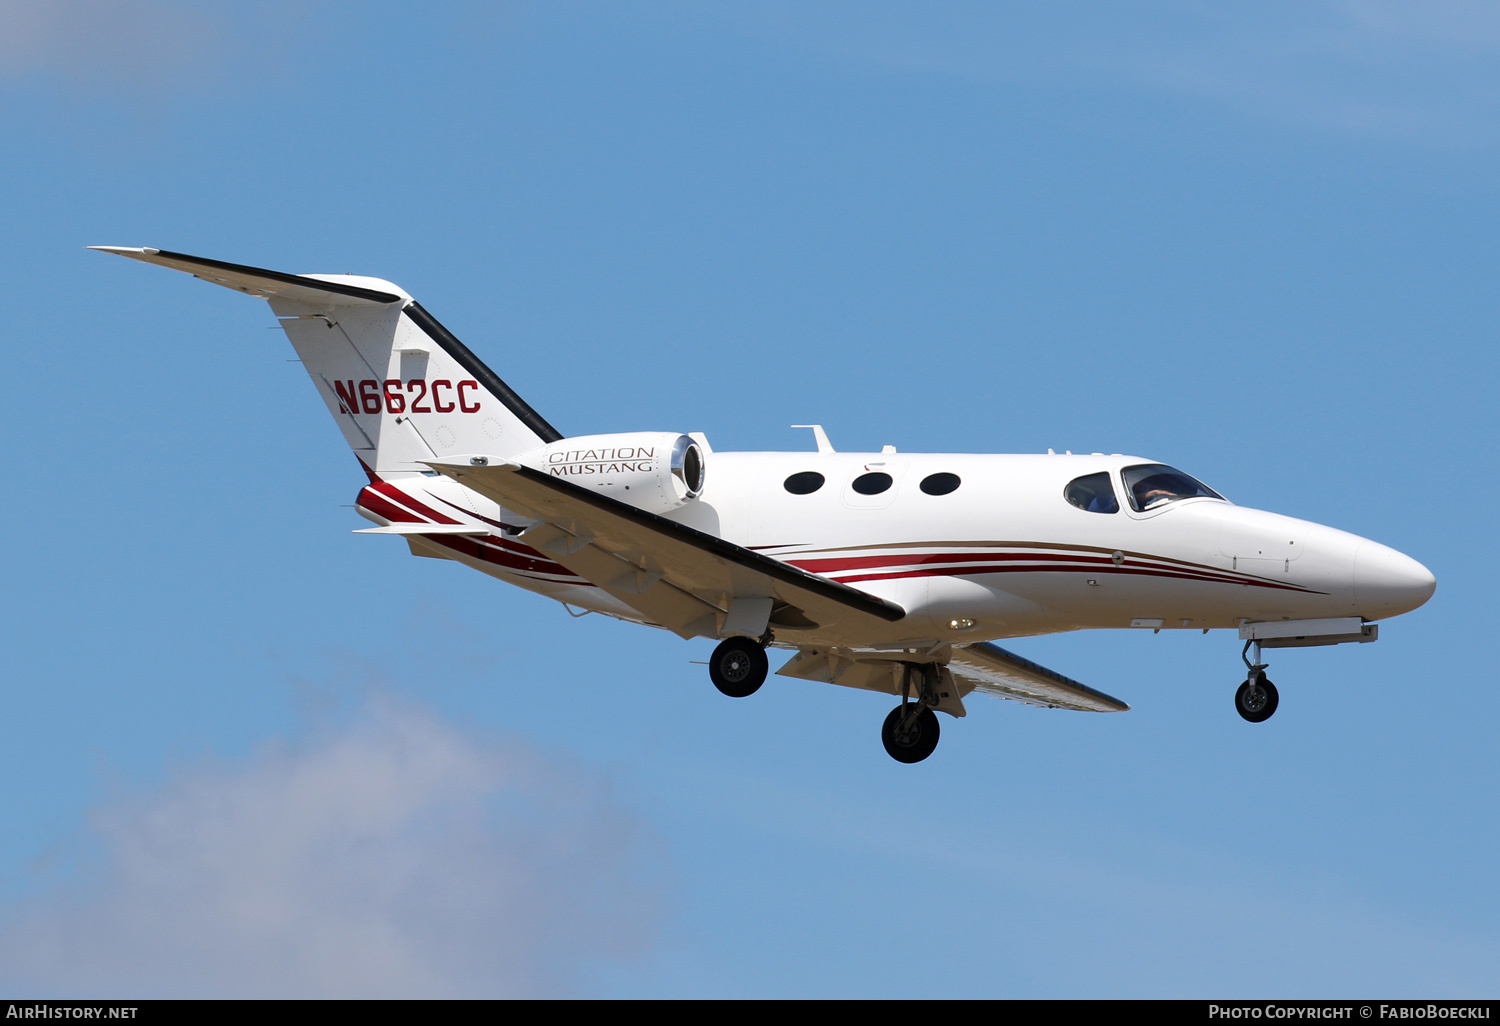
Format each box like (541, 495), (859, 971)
(90, 247), (561, 475)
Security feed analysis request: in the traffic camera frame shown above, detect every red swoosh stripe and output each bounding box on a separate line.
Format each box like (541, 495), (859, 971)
(368, 482), (462, 525)
(356, 487), (422, 523)
(356, 473), (584, 582)
(425, 533), (588, 581)
(827, 561), (1314, 593)
(788, 548), (1321, 594)
(428, 494), (577, 576)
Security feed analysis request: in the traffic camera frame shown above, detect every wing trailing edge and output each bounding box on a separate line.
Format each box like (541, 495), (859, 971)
(948, 642), (1129, 712)
(424, 457), (906, 639)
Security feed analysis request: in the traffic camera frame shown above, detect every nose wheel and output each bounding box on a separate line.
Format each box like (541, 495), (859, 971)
(1235, 675), (1279, 722)
(1236, 640), (1279, 722)
(708, 636), (769, 698)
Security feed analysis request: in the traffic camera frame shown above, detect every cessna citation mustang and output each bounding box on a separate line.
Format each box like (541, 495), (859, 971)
(94, 247), (1437, 763)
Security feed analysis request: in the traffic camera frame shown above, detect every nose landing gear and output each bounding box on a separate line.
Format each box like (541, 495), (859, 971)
(1236, 640), (1279, 723)
(1235, 676), (1279, 722)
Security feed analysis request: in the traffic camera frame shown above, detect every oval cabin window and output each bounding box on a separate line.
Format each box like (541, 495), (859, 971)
(919, 472), (961, 496)
(851, 472), (893, 495)
(783, 471), (825, 495)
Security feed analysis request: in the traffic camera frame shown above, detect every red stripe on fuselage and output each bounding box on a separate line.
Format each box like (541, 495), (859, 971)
(425, 533), (587, 581)
(427, 494), (578, 574)
(369, 481), (461, 524)
(792, 550), (1124, 573)
(360, 473), (577, 576)
(792, 548), (1313, 591)
(830, 561), (1317, 593)
(432, 494), (508, 530)
(356, 487), (422, 523)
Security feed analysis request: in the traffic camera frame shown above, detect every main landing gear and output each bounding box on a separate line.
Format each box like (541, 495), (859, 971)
(705, 645), (947, 764)
(708, 636), (769, 698)
(1236, 640), (1279, 723)
(881, 664), (943, 764)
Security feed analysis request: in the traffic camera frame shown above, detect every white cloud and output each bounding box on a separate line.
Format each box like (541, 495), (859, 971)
(694, 1), (1500, 144)
(1335, 0), (1500, 53)
(0, 0), (220, 90)
(0, 699), (663, 997)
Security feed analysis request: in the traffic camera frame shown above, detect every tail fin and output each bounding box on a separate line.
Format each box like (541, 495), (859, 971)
(91, 247), (561, 473)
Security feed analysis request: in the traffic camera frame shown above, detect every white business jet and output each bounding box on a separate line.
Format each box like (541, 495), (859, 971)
(94, 247), (1436, 762)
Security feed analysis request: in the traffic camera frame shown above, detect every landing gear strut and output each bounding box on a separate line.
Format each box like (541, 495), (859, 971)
(1236, 640), (1279, 723)
(708, 636), (768, 698)
(881, 664), (943, 763)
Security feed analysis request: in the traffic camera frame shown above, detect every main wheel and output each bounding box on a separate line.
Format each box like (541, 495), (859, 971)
(1235, 676), (1279, 723)
(709, 637), (768, 698)
(881, 705), (941, 763)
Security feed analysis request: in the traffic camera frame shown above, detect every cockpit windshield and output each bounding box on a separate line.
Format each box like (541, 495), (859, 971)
(1121, 464), (1224, 511)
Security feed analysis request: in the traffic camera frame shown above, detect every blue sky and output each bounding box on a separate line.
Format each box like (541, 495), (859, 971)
(0, 0), (1496, 997)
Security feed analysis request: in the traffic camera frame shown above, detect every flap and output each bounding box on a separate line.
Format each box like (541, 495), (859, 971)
(948, 642), (1129, 712)
(424, 459), (905, 639)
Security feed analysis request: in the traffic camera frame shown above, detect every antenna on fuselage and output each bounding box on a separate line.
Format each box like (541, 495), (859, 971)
(792, 425), (835, 453)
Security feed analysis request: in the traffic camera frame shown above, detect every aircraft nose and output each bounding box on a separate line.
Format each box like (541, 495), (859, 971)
(1354, 540), (1436, 618)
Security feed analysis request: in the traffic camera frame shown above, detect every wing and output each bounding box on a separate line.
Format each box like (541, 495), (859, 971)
(948, 642), (1129, 712)
(426, 458), (906, 640)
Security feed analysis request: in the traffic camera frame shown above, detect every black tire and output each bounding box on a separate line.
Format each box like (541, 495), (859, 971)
(1235, 676), (1279, 723)
(881, 705), (941, 763)
(709, 637), (768, 698)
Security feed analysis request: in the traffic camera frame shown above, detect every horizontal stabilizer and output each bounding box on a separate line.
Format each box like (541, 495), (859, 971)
(89, 247), (404, 306)
(948, 642), (1128, 712)
(92, 245), (562, 468)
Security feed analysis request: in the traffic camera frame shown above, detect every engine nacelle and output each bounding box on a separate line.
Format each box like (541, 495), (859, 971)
(515, 431), (706, 514)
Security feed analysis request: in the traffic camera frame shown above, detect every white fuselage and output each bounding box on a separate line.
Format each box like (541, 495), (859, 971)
(365, 450), (1435, 651)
